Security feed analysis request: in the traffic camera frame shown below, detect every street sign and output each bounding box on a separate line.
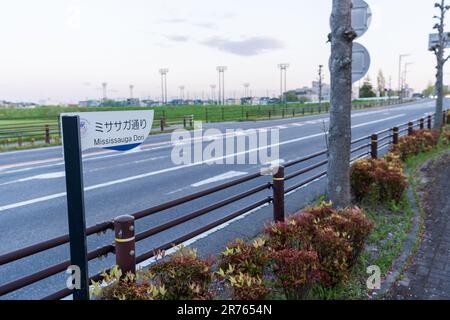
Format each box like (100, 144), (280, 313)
(329, 0), (372, 38)
(60, 110), (154, 152)
(352, 0), (372, 38)
(428, 32), (450, 50)
(352, 42), (371, 83)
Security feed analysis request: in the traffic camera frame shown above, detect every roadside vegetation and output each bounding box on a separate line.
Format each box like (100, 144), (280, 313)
(89, 120), (450, 300)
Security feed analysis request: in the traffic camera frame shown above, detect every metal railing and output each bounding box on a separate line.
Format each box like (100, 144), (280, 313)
(0, 109), (448, 300)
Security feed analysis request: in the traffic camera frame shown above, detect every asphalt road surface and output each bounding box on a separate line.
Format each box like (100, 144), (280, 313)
(0, 99), (445, 299)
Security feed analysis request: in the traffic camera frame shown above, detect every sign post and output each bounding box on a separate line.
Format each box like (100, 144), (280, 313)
(60, 110), (154, 300)
(62, 115), (89, 300)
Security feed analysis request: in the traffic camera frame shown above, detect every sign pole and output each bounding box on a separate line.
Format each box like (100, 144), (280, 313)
(62, 115), (89, 300)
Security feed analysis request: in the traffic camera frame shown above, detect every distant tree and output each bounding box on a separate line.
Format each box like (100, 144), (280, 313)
(285, 91), (299, 102)
(377, 70), (386, 97)
(359, 77), (376, 98)
(423, 83), (435, 97)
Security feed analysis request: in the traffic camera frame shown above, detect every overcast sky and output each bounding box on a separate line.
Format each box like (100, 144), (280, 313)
(0, 0), (445, 103)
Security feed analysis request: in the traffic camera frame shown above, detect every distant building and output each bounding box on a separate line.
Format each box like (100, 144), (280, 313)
(78, 100), (101, 107)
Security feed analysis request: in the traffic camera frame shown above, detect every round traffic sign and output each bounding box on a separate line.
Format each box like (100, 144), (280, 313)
(352, 42), (371, 83)
(352, 0), (372, 38)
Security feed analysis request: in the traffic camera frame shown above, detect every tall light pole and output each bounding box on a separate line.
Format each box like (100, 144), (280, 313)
(278, 63), (289, 104)
(179, 85), (185, 101)
(159, 68), (169, 104)
(243, 83), (250, 98)
(398, 54), (410, 99)
(102, 82), (108, 103)
(210, 84), (216, 104)
(129, 85), (134, 100)
(217, 66), (227, 105)
(318, 65), (324, 104)
(402, 62), (413, 97)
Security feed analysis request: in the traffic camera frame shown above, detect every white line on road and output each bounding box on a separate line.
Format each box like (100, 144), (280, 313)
(0, 114), (406, 213)
(191, 171), (248, 187)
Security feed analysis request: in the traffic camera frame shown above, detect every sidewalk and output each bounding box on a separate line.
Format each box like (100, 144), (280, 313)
(392, 151), (450, 300)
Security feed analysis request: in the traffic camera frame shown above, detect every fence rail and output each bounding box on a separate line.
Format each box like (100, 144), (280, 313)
(0, 109), (448, 300)
(0, 99), (411, 150)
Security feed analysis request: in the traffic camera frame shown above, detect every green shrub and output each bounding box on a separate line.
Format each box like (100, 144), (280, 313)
(350, 158), (407, 204)
(148, 248), (214, 300)
(271, 248), (320, 299)
(217, 238), (268, 278)
(389, 129), (440, 161)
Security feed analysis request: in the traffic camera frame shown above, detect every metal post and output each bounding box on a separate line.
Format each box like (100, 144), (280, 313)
(419, 118), (424, 130)
(183, 117), (187, 128)
(189, 115), (193, 128)
(18, 135), (22, 147)
(160, 117), (164, 132)
(408, 122), (414, 135)
(246, 111), (249, 120)
(272, 166), (285, 222)
(427, 115), (432, 129)
(45, 125), (50, 144)
(282, 109), (285, 118)
(114, 215), (136, 276)
(393, 127), (399, 145)
(269, 110), (271, 119)
(371, 134), (378, 159)
(61, 116), (89, 300)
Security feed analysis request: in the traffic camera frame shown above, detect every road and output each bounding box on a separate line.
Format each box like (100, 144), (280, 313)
(0, 99), (444, 299)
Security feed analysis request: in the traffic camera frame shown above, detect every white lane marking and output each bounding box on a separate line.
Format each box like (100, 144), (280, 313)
(191, 171), (248, 187)
(0, 171), (65, 186)
(0, 114), (405, 212)
(0, 114), (408, 212)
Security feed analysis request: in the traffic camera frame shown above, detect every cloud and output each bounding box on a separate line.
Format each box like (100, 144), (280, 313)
(165, 35), (190, 42)
(159, 18), (217, 29)
(200, 36), (285, 56)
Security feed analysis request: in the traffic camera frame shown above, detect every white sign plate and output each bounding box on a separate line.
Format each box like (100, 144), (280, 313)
(428, 32), (450, 50)
(352, 42), (371, 83)
(352, 0), (372, 38)
(60, 110), (154, 152)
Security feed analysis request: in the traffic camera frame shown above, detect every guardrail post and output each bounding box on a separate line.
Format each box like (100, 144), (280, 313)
(427, 115), (432, 129)
(371, 134), (378, 159)
(114, 215), (136, 277)
(282, 109), (285, 118)
(408, 122), (414, 135)
(18, 135), (22, 147)
(183, 117), (187, 128)
(268, 110), (271, 119)
(272, 166), (285, 222)
(189, 115), (194, 128)
(292, 109), (295, 117)
(45, 125), (50, 144)
(419, 118), (424, 130)
(246, 111), (249, 120)
(393, 127), (399, 145)
(160, 117), (164, 132)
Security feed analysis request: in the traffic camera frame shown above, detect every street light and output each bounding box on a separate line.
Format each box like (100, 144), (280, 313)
(398, 54), (410, 99)
(243, 83), (250, 98)
(278, 63), (290, 104)
(159, 68), (169, 104)
(216, 66), (227, 105)
(402, 62), (414, 97)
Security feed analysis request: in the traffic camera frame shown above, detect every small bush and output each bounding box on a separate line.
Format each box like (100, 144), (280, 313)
(271, 248), (320, 299)
(218, 238), (268, 278)
(389, 129), (440, 161)
(148, 248), (214, 300)
(265, 204), (372, 287)
(350, 158), (407, 204)
(217, 269), (269, 300)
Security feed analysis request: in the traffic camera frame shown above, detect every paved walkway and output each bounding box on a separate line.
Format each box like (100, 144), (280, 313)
(392, 151), (450, 300)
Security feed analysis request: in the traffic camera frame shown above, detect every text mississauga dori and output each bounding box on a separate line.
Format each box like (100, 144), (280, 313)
(93, 134), (145, 146)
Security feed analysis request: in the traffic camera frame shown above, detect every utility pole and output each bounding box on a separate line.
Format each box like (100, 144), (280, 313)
(318, 64), (324, 104)
(398, 54), (410, 99)
(430, 0), (450, 128)
(278, 63), (289, 104)
(402, 62), (413, 97)
(217, 66), (227, 105)
(327, 0), (356, 208)
(159, 68), (169, 105)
